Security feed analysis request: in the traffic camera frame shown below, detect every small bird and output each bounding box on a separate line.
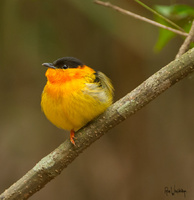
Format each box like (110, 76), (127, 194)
(41, 57), (114, 145)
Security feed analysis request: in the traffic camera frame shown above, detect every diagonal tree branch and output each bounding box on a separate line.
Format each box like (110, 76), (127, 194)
(1, 47), (194, 200)
(94, 0), (189, 37)
(176, 20), (194, 58)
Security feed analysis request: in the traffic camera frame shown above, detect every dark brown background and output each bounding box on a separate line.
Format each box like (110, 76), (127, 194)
(1, 0), (194, 199)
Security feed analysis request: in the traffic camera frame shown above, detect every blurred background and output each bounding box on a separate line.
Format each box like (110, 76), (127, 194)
(1, 0), (194, 199)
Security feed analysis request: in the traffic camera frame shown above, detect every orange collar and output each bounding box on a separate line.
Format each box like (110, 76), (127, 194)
(45, 65), (95, 84)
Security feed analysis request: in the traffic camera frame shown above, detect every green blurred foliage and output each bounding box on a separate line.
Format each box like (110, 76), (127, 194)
(154, 4), (194, 51)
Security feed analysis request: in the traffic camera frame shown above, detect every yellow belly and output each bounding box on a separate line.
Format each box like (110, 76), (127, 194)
(41, 81), (112, 131)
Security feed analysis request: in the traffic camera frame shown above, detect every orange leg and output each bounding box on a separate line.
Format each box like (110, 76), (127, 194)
(70, 129), (76, 145)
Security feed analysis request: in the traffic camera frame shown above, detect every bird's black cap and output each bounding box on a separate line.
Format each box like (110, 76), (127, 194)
(42, 57), (84, 69)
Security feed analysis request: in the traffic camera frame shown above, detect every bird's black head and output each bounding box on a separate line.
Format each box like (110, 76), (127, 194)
(42, 57), (84, 69)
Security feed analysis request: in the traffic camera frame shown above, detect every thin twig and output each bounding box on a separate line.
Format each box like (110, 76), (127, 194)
(135, 0), (185, 32)
(176, 20), (194, 58)
(1, 47), (194, 200)
(94, 0), (188, 37)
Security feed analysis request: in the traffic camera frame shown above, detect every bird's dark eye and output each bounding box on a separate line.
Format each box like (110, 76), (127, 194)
(62, 65), (68, 69)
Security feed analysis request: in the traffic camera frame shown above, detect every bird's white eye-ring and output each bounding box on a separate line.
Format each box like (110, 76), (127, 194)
(62, 65), (68, 69)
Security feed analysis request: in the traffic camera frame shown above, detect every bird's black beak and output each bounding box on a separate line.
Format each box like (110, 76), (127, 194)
(42, 63), (56, 69)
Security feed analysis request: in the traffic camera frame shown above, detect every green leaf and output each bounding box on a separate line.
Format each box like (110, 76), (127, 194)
(155, 4), (194, 20)
(154, 18), (176, 52)
(154, 4), (194, 51)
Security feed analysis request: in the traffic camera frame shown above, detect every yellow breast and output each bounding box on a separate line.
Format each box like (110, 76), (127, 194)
(41, 66), (113, 131)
